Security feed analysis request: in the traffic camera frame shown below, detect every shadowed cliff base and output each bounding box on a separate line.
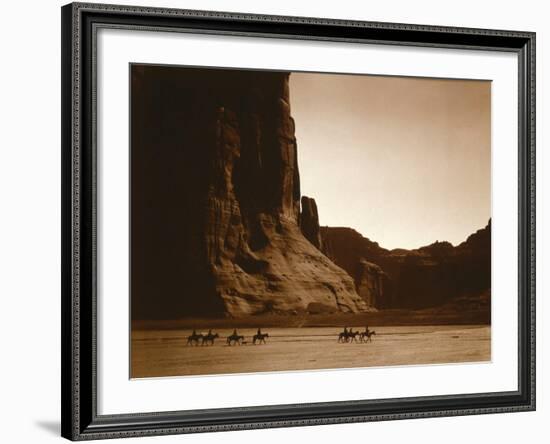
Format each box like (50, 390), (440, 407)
(133, 303), (490, 331)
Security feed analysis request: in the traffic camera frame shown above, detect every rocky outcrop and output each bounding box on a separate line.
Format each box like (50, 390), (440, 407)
(356, 260), (390, 308)
(320, 227), (393, 308)
(321, 221), (491, 309)
(131, 66), (370, 319)
(300, 196), (323, 249)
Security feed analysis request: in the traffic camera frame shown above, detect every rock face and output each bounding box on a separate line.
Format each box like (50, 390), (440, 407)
(356, 260), (390, 308)
(321, 227), (393, 307)
(131, 65), (369, 319)
(300, 196), (323, 249)
(321, 221), (491, 309)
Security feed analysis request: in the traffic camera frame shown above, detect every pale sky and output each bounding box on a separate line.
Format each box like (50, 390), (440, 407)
(290, 72), (491, 250)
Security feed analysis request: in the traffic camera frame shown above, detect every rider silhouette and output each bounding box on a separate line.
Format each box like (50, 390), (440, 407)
(257, 328), (262, 335)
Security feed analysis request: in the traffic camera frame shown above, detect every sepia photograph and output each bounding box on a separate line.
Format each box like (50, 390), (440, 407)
(58, 3), (537, 440)
(130, 64), (491, 378)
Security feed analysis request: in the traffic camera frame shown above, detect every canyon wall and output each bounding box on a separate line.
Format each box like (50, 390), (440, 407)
(131, 64), (490, 319)
(131, 66), (370, 319)
(321, 221), (491, 309)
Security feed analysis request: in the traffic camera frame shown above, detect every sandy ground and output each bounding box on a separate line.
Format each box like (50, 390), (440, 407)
(131, 325), (490, 378)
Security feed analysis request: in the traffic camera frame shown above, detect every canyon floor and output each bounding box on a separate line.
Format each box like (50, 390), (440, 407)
(131, 324), (490, 378)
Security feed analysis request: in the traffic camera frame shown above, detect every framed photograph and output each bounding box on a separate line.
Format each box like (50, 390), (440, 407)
(61, 2), (536, 440)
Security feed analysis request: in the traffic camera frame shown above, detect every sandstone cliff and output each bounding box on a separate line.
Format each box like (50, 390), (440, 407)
(355, 260), (391, 308)
(300, 196), (323, 250)
(131, 66), (369, 319)
(321, 221), (491, 309)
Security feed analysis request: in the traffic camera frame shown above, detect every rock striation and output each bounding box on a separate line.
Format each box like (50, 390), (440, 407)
(131, 66), (370, 319)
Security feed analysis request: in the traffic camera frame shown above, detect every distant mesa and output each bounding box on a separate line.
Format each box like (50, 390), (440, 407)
(319, 220), (491, 310)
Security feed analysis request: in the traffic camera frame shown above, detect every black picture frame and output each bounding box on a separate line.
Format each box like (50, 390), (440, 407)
(61, 2), (536, 440)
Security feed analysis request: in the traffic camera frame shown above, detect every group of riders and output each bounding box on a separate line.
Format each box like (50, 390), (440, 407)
(186, 326), (376, 346)
(338, 326), (376, 343)
(186, 328), (269, 346)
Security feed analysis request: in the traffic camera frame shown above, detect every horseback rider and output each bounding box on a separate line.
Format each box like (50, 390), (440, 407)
(257, 327), (262, 335)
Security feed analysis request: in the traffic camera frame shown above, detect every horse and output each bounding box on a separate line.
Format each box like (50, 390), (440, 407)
(338, 327), (349, 343)
(338, 328), (359, 343)
(338, 327), (360, 343)
(338, 331), (348, 343)
(358, 326), (372, 343)
(226, 333), (244, 346)
(361, 330), (376, 343)
(347, 330), (360, 343)
(186, 331), (203, 346)
(252, 332), (269, 344)
(201, 332), (219, 346)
